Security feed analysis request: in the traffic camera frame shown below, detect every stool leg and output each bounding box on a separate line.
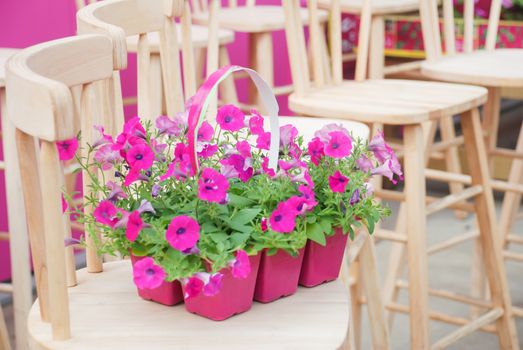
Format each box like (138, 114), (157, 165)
(403, 124), (430, 349)
(460, 108), (519, 349)
(499, 121), (523, 248)
(218, 46), (239, 105)
(0, 305), (11, 350)
(1, 88), (31, 350)
(349, 260), (362, 350)
(249, 32), (273, 112)
(368, 16), (384, 79)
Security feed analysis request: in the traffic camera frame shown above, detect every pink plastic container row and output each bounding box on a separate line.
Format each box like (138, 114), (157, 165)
(130, 228), (348, 321)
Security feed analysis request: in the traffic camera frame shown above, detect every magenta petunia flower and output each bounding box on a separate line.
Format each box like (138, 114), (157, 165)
(166, 215), (200, 251)
(285, 195), (314, 215)
(61, 194), (68, 213)
(194, 272), (224, 297)
(329, 171), (349, 193)
(184, 276), (204, 299)
(269, 201), (298, 233)
(261, 157), (276, 177)
(126, 211), (143, 242)
(216, 105), (245, 132)
(56, 138), (79, 161)
(94, 144), (123, 171)
(93, 200), (119, 227)
(308, 137), (325, 166)
(298, 185), (318, 209)
(198, 144), (218, 159)
(256, 132), (271, 150)
(356, 154), (373, 172)
(220, 154), (253, 182)
(133, 257), (166, 290)
(280, 124), (298, 148)
(248, 110), (265, 135)
(126, 143), (154, 170)
(261, 217), (268, 232)
(314, 123), (350, 143)
(236, 141), (252, 158)
(230, 250), (251, 279)
(198, 121), (214, 142)
(123, 116), (146, 138)
(324, 131), (352, 158)
(198, 168), (230, 203)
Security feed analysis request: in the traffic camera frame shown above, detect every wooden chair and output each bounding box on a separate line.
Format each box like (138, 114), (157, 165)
(419, 0), (523, 318)
(0, 48), (34, 350)
(283, 0), (519, 348)
(5, 31), (353, 349)
(191, 0), (329, 111)
(75, 0), (235, 92)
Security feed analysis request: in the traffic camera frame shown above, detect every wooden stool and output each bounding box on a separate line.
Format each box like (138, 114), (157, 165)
(75, 0), (237, 111)
(192, 1), (329, 112)
(415, 0), (523, 321)
(0, 48), (33, 350)
(283, 0), (519, 348)
(5, 29), (353, 349)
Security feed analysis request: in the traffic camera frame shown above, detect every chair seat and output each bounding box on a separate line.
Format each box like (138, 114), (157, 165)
(421, 49), (523, 88)
(192, 6), (328, 33)
(28, 260), (349, 349)
(288, 79), (488, 125)
(277, 116), (370, 142)
(318, 0), (419, 15)
(0, 48), (21, 88)
(126, 25), (235, 53)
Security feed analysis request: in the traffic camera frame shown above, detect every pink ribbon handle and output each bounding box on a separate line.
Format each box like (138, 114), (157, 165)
(187, 65), (280, 173)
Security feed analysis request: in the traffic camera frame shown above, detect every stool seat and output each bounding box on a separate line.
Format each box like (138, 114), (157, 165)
(0, 48), (20, 88)
(318, 0), (419, 15)
(288, 79), (488, 125)
(421, 48), (523, 88)
(28, 260), (349, 349)
(126, 24), (235, 53)
(193, 6), (328, 33)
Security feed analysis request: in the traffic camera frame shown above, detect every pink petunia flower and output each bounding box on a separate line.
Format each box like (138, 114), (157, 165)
(93, 200), (119, 227)
(198, 168), (229, 203)
(248, 110), (265, 135)
(137, 199), (155, 214)
(216, 105), (245, 132)
(261, 157), (276, 177)
(94, 144), (123, 171)
(314, 123), (350, 143)
(280, 124), (298, 148)
(92, 125), (113, 148)
(126, 211), (143, 242)
(230, 250), (251, 279)
(356, 154), (373, 172)
(269, 201), (298, 233)
(329, 171), (349, 193)
(197, 121), (214, 143)
(106, 181), (128, 202)
(220, 154), (253, 182)
(198, 144), (218, 159)
(255, 132), (271, 150)
(126, 143), (154, 170)
(371, 159), (403, 184)
(56, 138), (79, 161)
(368, 131), (393, 164)
(308, 137), (325, 166)
(183, 275), (204, 299)
(156, 113), (186, 136)
(324, 131), (352, 158)
(166, 215), (200, 251)
(261, 217), (268, 232)
(133, 257), (166, 290)
(236, 141), (252, 158)
(123, 116), (146, 138)
(285, 195), (315, 215)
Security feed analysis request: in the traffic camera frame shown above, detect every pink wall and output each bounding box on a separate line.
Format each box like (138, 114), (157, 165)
(0, 0), (294, 281)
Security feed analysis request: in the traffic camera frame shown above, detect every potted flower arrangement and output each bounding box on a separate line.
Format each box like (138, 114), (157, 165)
(72, 66), (397, 321)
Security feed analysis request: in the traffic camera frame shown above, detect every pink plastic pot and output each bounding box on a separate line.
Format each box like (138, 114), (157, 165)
(299, 228), (348, 287)
(183, 254), (261, 321)
(130, 255), (184, 306)
(254, 248), (305, 303)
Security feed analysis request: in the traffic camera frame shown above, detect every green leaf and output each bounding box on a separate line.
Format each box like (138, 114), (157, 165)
(319, 217), (333, 236)
(231, 208), (261, 225)
(230, 232), (249, 247)
(306, 222), (326, 246)
(202, 222), (219, 233)
(131, 242), (148, 257)
(228, 194), (254, 207)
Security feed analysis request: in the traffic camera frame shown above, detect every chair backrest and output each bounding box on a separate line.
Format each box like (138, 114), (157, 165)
(77, 0), (218, 120)
(283, 0), (377, 97)
(6, 34), (115, 341)
(420, 0), (502, 61)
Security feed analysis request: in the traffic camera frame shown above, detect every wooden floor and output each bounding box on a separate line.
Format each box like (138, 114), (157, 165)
(1, 102), (522, 349)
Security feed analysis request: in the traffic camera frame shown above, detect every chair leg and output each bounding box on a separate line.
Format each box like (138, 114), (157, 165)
(403, 123), (430, 349)
(218, 46), (239, 105)
(359, 235), (390, 350)
(439, 115), (468, 219)
(349, 260), (362, 350)
(460, 107), (519, 349)
(1, 88), (32, 350)
(499, 121), (523, 248)
(482, 87), (501, 173)
(368, 15), (384, 79)
(249, 32), (273, 113)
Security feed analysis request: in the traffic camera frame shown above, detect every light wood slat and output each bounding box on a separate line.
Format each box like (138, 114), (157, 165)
(122, 96), (137, 106)
(463, 0), (474, 53)
(70, 222), (85, 232)
(503, 251), (523, 262)
(395, 280), (493, 309)
(375, 189), (476, 212)
(507, 234), (523, 245)
(0, 284), (13, 293)
(431, 308), (503, 350)
(386, 303), (497, 333)
(430, 135), (464, 153)
(0, 232), (9, 241)
(485, 0), (502, 50)
(490, 147), (523, 160)
(373, 229), (408, 243)
(383, 60), (423, 76)
(272, 85), (294, 96)
(63, 163), (80, 176)
(347, 232), (367, 263)
(427, 230), (479, 255)
(0, 161), (6, 170)
(426, 185), (483, 215)
(512, 306), (523, 318)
